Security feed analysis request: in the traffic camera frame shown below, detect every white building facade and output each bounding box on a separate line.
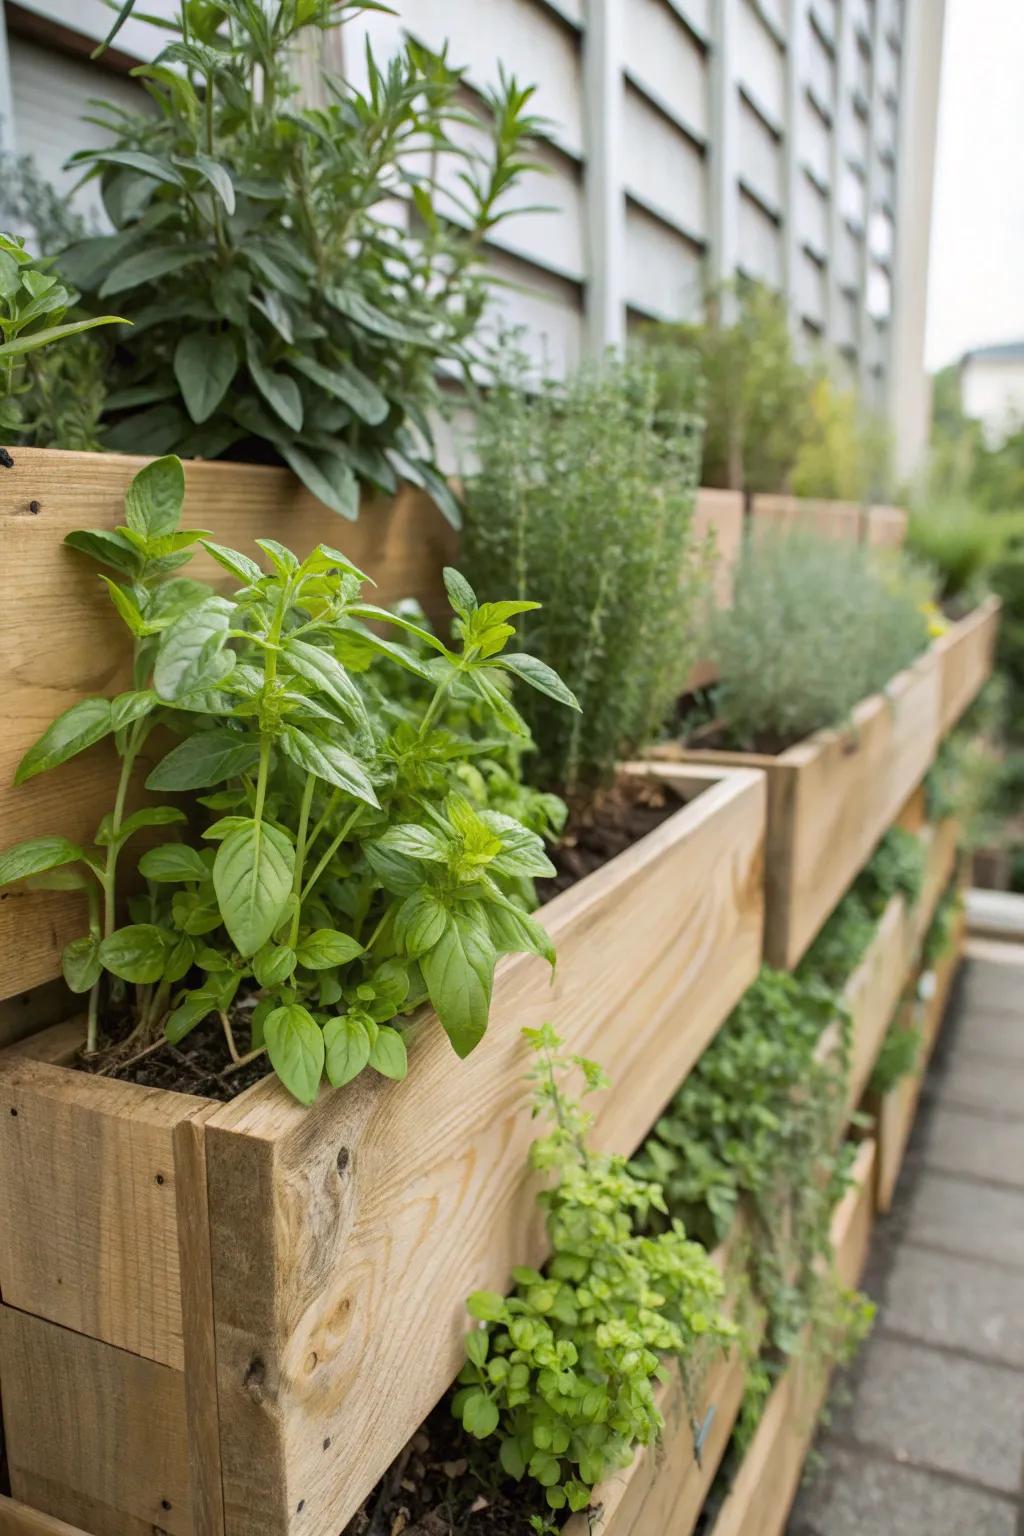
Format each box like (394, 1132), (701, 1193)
(0, 0), (946, 473)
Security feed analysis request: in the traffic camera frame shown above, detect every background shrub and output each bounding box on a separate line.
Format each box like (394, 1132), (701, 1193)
(702, 530), (931, 751)
(907, 499), (1002, 606)
(461, 349), (708, 793)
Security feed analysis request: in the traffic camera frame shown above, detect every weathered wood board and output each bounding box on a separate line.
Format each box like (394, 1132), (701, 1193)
(670, 647), (942, 968)
(706, 1140), (876, 1536)
(0, 1308), (191, 1536)
(934, 595), (1001, 737)
(864, 504), (908, 548)
(749, 494), (862, 543)
(0, 1494), (95, 1536)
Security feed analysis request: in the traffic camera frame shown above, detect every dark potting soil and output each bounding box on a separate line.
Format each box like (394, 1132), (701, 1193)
(340, 1397), (553, 1536)
(534, 774), (683, 903)
(81, 1002), (270, 1102)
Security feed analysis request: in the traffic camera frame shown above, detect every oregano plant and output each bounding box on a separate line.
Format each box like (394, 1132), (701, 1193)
(0, 457), (578, 1102)
(455, 1026), (732, 1522)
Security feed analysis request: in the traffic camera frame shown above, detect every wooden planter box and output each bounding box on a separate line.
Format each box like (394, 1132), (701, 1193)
(0, 763), (765, 1536)
(864, 504), (908, 548)
(875, 907), (965, 1212)
(933, 595), (1001, 738)
(666, 647), (942, 968)
(705, 1139), (877, 1536)
(749, 495), (862, 544)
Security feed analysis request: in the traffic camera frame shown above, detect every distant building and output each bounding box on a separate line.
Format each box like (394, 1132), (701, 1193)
(960, 341), (1024, 446)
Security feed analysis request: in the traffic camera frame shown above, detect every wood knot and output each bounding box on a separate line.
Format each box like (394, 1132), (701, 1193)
(28, 499), (40, 514)
(0, 448), (13, 469)
(243, 1356), (267, 1402)
(336, 1146), (351, 1176)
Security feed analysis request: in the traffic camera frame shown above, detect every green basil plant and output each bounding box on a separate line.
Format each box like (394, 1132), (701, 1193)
(0, 456), (579, 1102)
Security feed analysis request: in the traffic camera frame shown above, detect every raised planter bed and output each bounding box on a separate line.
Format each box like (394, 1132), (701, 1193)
(0, 762), (765, 1536)
(864, 504), (908, 548)
(666, 646), (942, 968)
(875, 905), (966, 1212)
(687, 489), (745, 692)
(704, 1138), (877, 1536)
(933, 594), (1001, 737)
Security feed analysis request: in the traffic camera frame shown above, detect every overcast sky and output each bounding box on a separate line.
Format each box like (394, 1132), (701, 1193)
(925, 0), (1024, 370)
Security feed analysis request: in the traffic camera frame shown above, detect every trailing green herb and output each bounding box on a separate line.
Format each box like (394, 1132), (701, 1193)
(0, 458), (578, 1102)
(53, 0), (542, 519)
(798, 828), (926, 991)
(456, 1026), (732, 1525)
(632, 967), (850, 1357)
(870, 1003), (922, 1096)
(697, 530), (931, 752)
(462, 347), (708, 792)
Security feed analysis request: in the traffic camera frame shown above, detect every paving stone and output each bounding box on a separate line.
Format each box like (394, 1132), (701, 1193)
(827, 1335), (1024, 1493)
(949, 1009), (1024, 1065)
(919, 1104), (1024, 1186)
(903, 1171), (1024, 1267)
(961, 960), (1024, 1015)
(881, 1245), (1024, 1367)
(938, 1054), (1024, 1117)
(788, 1443), (1017, 1536)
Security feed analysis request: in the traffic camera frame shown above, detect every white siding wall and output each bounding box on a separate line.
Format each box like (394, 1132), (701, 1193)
(0, 0), (941, 461)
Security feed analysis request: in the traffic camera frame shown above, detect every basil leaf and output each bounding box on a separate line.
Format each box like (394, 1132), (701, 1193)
(421, 911), (496, 1058)
(295, 928), (364, 970)
(0, 835), (84, 887)
(138, 843), (211, 883)
(213, 818), (295, 958)
(123, 453), (185, 540)
(494, 652), (581, 711)
(14, 698), (114, 784)
(369, 1024), (408, 1081)
(279, 724), (379, 807)
(265, 1004), (324, 1104)
(146, 729), (260, 791)
(99, 923), (168, 984)
(62, 935), (102, 994)
(323, 1014), (371, 1088)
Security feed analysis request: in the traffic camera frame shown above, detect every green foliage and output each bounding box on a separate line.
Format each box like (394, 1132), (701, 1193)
(907, 500), (1001, 606)
(52, 1), (542, 519)
(922, 883), (961, 970)
(0, 231), (123, 436)
(701, 530), (932, 751)
(0, 458), (577, 1101)
(456, 1026), (732, 1516)
(644, 282), (809, 494)
(870, 1007), (922, 1096)
(461, 347), (708, 792)
(644, 282), (893, 501)
(631, 966), (849, 1357)
(791, 374), (893, 504)
(799, 828), (926, 991)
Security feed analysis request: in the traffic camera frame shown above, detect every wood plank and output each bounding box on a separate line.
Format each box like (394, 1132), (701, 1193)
(749, 494), (862, 542)
(174, 1112), (225, 1536)
(694, 488), (745, 608)
(875, 914), (964, 1212)
(0, 1495), (95, 1536)
(707, 1140), (876, 1536)
(864, 503), (908, 548)
(0, 449), (456, 999)
(934, 595), (1001, 737)
(0, 1307), (191, 1536)
(0, 1055), (208, 1367)
(202, 765), (766, 1536)
(674, 646), (942, 966)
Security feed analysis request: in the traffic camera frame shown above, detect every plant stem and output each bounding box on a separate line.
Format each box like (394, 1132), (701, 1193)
(300, 805), (361, 902)
(418, 674), (453, 739)
(288, 772), (316, 947)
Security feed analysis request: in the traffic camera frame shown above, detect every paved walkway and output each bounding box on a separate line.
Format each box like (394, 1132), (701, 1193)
(789, 942), (1024, 1536)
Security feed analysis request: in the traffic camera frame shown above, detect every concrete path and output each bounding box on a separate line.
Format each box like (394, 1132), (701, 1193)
(789, 941), (1024, 1536)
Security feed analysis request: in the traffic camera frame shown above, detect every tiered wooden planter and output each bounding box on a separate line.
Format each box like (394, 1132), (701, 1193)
(0, 729), (764, 1536)
(933, 594), (1002, 736)
(667, 646), (942, 968)
(748, 494), (862, 544)
(0, 1496), (91, 1536)
(874, 905), (966, 1212)
(705, 1140), (877, 1536)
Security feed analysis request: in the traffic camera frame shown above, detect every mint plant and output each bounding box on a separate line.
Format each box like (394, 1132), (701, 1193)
(455, 1026), (732, 1520)
(0, 458), (578, 1101)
